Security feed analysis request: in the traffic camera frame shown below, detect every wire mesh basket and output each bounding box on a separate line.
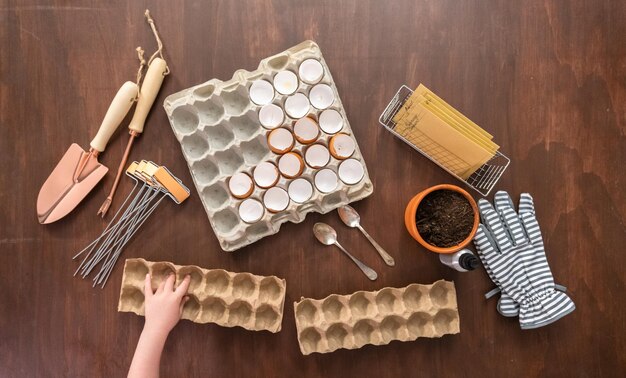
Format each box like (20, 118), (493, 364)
(379, 85), (509, 196)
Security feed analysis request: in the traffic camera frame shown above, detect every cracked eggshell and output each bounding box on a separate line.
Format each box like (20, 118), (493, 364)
(293, 117), (320, 144)
(329, 133), (355, 159)
(249, 80), (275, 105)
(309, 84), (335, 110)
(267, 128), (295, 154)
(259, 104), (284, 130)
(263, 187), (290, 213)
(305, 144), (330, 169)
(228, 172), (254, 199)
(298, 58), (324, 84)
(314, 169), (338, 193)
(273, 70), (299, 95)
(288, 178), (314, 203)
(338, 158), (365, 185)
(253, 161), (279, 188)
(319, 109), (343, 135)
(239, 198), (265, 223)
(278, 152), (304, 179)
(284, 93), (310, 119)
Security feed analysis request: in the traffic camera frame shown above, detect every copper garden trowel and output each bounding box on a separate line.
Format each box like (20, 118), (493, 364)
(37, 81), (139, 224)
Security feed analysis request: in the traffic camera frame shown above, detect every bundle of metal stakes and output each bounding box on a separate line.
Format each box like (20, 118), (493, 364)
(74, 161), (190, 288)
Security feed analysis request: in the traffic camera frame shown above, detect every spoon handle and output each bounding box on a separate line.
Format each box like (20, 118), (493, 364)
(334, 241), (378, 280)
(357, 225), (395, 266)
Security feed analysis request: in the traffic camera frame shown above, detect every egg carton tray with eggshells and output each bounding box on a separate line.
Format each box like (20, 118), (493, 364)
(118, 259), (287, 333)
(293, 280), (460, 355)
(163, 40), (373, 251)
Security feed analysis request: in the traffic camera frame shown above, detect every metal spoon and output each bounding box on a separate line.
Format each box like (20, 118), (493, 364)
(338, 205), (395, 266)
(313, 222), (378, 281)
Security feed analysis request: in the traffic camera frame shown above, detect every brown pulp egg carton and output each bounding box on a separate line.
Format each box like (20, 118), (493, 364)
(163, 40), (373, 251)
(293, 280), (460, 355)
(118, 258), (286, 333)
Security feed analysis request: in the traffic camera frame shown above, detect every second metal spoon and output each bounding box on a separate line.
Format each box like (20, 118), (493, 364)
(338, 205), (395, 266)
(313, 222), (378, 281)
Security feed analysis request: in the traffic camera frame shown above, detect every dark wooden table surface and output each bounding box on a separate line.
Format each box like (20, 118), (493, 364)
(2, 0), (625, 377)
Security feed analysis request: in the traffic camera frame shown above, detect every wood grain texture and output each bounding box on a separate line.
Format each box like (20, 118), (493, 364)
(1, 0), (625, 376)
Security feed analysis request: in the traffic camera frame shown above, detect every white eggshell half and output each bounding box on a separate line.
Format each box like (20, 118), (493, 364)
(284, 93), (310, 119)
(293, 117), (320, 144)
(305, 144), (330, 168)
(273, 70), (299, 95)
(259, 104), (284, 129)
(288, 178), (314, 203)
(249, 80), (274, 105)
(228, 172), (253, 198)
(278, 152), (304, 178)
(267, 128), (294, 153)
(338, 158), (365, 185)
(319, 109), (343, 134)
(239, 198), (265, 223)
(253, 161), (279, 188)
(330, 133), (355, 159)
(298, 59), (324, 84)
(263, 186), (290, 212)
(314, 169), (338, 193)
(309, 84), (334, 110)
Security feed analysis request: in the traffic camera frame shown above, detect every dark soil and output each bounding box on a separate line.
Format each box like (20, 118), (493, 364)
(415, 189), (474, 248)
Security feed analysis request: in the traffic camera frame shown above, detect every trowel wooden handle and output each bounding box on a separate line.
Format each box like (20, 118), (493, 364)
(128, 57), (168, 134)
(90, 81), (139, 152)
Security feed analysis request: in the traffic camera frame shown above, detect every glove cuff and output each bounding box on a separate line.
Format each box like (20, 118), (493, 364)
(485, 283), (567, 299)
(519, 290), (576, 329)
(497, 296), (519, 317)
(487, 284), (569, 319)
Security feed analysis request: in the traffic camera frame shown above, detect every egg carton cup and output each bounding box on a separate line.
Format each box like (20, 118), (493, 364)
(293, 280), (460, 355)
(163, 40), (374, 251)
(118, 258), (286, 333)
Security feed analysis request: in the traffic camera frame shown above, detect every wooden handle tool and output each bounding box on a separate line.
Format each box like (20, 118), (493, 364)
(98, 58), (168, 217)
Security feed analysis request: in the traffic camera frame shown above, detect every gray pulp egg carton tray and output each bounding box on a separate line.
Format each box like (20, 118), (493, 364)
(163, 40), (373, 251)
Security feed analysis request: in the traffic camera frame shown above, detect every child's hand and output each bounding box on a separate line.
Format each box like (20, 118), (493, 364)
(129, 274), (190, 378)
(143, 273), (191, 337)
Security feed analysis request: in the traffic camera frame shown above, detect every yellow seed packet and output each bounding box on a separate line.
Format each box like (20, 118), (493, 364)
(391, 84), (499, 178)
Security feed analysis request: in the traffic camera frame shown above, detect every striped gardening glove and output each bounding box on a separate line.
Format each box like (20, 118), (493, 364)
(473, 191), (576, 329)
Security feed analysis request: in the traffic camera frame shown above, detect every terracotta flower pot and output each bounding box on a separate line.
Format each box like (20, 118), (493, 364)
(404, 184), (479, 254)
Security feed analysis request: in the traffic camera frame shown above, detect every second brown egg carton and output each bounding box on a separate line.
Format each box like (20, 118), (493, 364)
(118, 258), (286, 333)
(293, 280), (460, 354)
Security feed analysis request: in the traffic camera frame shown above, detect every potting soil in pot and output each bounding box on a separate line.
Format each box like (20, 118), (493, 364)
(415, 190), (474, 248)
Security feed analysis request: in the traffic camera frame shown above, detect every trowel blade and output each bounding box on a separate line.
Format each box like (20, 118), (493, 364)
(37, 143), (108, 224)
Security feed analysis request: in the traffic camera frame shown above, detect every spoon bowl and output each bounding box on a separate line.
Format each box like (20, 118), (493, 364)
(312, 222), (378, 280)
(338, 205), (360, 227)
(313, 222), (337, 245)
(338, 205), (395, 266)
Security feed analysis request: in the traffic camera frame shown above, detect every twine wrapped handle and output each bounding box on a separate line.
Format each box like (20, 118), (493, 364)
(134, 47), (146, 97)
(144, 9), (170, 75)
